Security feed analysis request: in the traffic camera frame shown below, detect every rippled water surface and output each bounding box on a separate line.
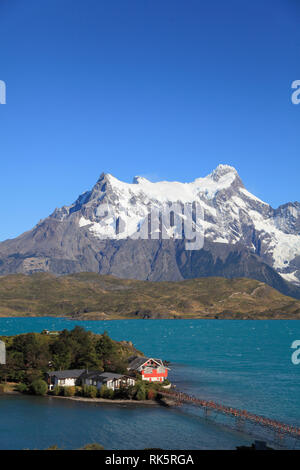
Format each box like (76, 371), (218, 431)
(0, 318), (299, 449)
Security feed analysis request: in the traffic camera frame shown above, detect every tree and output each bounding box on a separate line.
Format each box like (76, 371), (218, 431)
(96, 331), (115, 362)
(30, 379), (48, 396)
(50, 339), (72, 371)
(105, 357), (128, 374)
(50, 327), (102, 371)
(12, 333), (50, 371)
(1, 328), (138, 392)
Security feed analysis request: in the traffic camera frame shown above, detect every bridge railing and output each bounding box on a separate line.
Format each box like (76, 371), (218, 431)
(159, 390), (300, 439)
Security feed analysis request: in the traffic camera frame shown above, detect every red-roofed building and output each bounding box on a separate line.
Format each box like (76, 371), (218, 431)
(127, 357), (169, 382)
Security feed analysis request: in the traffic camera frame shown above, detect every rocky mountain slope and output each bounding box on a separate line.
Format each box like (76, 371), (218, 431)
(1, 164), (300, 298)
(0, 273), (300, 319)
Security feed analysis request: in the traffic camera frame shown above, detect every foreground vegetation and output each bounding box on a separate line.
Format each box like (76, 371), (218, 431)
(0, 327), (169, 402)
(0, 272), (300, 319)
(1, 377), (168, 402)
(46, 443), (105, 450)
(0, 326), (139, 386)
(49, 378), (167, 401)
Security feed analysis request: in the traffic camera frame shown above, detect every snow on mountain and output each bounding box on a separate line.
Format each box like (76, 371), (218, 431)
(55, 164), (242, 237)
(51, 164), (300, 285)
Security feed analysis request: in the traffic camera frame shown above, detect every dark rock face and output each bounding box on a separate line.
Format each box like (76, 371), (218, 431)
(1, 165), (300, 299)
(176, 241), (300, 299)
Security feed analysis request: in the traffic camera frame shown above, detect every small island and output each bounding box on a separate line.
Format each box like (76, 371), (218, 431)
(0, 327), (171, 403)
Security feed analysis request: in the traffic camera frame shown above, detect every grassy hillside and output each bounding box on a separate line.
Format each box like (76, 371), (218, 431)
(0, 272), (300, 319)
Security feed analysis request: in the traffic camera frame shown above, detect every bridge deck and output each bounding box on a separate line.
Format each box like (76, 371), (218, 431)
(160, 390), (300, 439)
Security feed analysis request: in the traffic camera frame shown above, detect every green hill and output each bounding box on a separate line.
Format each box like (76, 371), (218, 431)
(1, 272), (300, 319)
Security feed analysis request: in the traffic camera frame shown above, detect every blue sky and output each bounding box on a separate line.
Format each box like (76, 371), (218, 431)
(0, 0), (300, 241)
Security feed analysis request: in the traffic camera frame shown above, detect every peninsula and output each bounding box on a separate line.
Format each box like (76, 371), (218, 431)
(0, 327), (170, 403)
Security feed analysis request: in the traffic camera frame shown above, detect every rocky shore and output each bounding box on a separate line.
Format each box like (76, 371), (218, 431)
(51, 395), (160, 405)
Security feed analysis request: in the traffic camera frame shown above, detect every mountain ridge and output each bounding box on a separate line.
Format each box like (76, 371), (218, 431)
(1, 165), (300, 299)
(0, 272), (300, 320)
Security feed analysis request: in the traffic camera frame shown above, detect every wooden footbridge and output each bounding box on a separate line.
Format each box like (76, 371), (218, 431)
(160, 389), (300, 444)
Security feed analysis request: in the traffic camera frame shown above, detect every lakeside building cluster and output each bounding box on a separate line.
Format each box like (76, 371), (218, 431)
(46, 357), (170, 391)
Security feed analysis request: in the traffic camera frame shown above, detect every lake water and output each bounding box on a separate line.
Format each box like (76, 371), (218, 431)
(0, 318), (300, 450)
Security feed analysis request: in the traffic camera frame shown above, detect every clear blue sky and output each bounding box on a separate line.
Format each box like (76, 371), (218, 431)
(0, 0), (300, 241)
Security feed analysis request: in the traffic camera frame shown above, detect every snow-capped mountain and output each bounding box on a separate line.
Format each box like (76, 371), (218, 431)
(1, 164), (300, 298)
(51, 164), (300, 285)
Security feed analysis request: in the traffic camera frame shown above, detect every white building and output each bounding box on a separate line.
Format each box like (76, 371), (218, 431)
(47, 369), (85, 390)
(46, 369), (136, 391)
(81, 371), (136, 391)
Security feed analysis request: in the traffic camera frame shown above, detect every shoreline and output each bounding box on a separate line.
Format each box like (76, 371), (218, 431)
(50, 395), (160, 405)
(1, 389), (164, 406)
(0, 314), (297, 321)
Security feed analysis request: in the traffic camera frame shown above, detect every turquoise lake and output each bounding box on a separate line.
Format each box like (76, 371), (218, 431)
(0, 318), (300, 450)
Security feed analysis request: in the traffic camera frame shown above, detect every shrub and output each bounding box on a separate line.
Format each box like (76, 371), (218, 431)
(52, 385), (61, 396)
(30, 379), (48, 396)
(135, 388), (146, 401)
(98, 385), (109, 398)
(125, 385), (135, 400)
(98, 385), (114, 399)
(134, 383), (146, 401)
(106, 388), (114, 399)
(114, 387), (130, 399)
(147, 388), (157, 400)
(83, 385), (97, 398)
(63, 386), (75, 397)
(16, 383), (29, 394)
(75, 386), (82, 396)
(88, 386), (98, 398)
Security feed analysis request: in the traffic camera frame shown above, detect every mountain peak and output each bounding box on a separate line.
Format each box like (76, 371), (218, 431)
(211, 164), (238, 182)
(132, 176), (150, 184)
(97, 172), (114, 183)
